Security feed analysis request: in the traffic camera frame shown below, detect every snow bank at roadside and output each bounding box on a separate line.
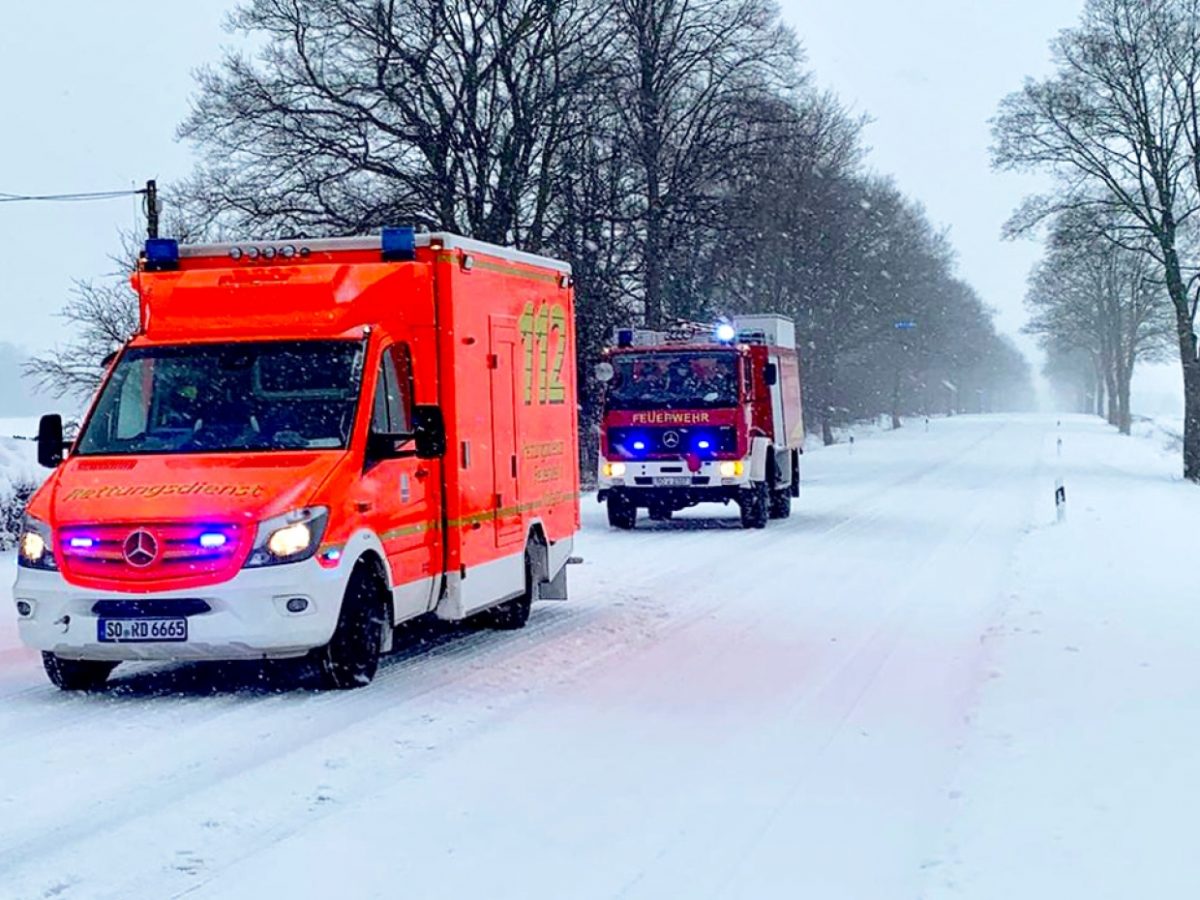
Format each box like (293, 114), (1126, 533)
(0, 417), (41, 547)
(926, 416), (1200, 898)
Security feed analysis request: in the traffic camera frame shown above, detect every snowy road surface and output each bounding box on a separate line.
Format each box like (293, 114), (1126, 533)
(1, 414), (1196, 899)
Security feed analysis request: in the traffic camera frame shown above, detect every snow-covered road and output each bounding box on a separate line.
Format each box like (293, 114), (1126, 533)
(1, 414), (1194, 899)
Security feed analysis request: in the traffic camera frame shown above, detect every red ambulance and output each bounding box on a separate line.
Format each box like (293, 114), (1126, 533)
(13, 228), (579, 690)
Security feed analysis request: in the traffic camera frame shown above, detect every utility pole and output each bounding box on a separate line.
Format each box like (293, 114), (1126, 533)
(144, 179), (159, 239)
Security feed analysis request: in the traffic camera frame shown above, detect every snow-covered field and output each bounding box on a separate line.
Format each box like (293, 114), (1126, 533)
(1, 414), (1196, 899)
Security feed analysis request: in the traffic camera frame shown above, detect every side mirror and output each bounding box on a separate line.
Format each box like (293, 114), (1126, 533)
(366, 430), (402, 463)
(38, 414), (65, 469)
(764, 363), (778, 387)
(412, 405), (446, 459)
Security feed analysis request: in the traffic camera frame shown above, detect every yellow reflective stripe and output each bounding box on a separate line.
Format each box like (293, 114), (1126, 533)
(322, 491), (580, 551)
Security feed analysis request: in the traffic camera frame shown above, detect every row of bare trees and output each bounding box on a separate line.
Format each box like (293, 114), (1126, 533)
(31, 0), (1032, 448)
(994, 0), (1200, 479)
(1023, 214), (1174, 433)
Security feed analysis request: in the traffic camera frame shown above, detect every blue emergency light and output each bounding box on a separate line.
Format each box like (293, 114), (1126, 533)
(143, 238), (180, 272)
(381, 226), (417, 261)
(714, 321), (736, 343)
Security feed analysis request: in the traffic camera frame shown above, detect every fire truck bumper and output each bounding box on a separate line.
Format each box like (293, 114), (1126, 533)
(598, 457), (753, 505)
(13, 559), (348, 662)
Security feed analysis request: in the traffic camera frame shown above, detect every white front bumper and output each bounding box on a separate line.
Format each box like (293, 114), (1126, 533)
(598, 457), (752, 490)
(12, 558), (349, 662)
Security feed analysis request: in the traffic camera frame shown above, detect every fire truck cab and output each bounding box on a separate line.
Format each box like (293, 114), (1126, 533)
(13, 229), (579, 691)
(596, 315), (803, 529)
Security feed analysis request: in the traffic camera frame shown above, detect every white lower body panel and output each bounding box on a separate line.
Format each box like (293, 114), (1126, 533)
(13, 558), (350, 662)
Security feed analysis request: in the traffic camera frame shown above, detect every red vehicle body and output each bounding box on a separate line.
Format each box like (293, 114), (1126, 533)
(13, 229), (579, 690)
(596, 315), (804, 529)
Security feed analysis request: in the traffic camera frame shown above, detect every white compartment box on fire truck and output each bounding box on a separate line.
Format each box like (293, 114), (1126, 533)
(596, 315), (804, 530)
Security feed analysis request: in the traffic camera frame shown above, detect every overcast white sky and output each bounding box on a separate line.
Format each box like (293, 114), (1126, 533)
(0, 0), (1183, 415)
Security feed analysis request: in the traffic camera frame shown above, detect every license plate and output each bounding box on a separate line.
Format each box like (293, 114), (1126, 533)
(654, 476), (691, 486)
(97, 618), (188, 643)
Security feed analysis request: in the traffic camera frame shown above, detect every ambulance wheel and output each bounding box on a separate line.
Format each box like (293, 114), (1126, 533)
(314, 560), (386, 689)
(607, 494), (637, 530)
(769, 487), (792, 519)
(42, 653), (117, 691)
(648, 503), (672, 521)
(739, 482), (769, 529)
(486, 547), (536, 630)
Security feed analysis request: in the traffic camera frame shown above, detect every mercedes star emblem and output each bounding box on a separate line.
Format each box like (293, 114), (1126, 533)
(122, 530), (159, 568)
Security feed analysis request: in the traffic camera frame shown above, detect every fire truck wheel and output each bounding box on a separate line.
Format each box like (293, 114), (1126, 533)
(314, 560), (387, 689)
(607, 494), (637, 530)
(486, 547), (537, 630)
(769, 487), (792, 519)
(42, 653), (118, 691)
(739, 482), (769, 529)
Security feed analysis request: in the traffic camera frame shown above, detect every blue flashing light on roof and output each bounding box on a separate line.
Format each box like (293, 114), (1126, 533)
(714, 321), (736, 343)
(143, 238), (180, 272)
(381, 226), (417, 261)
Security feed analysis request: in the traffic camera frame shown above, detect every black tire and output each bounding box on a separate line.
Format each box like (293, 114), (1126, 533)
(314, 560), (387, 690)
(769, 488), (792, 519)
(606, 494), (637, 530)
(790, 450), (801, 498)
(486, 548), (536, 630)
(42, 653), (117, 691)
(648, 503), (672, 521)
(739, 481), (769, 529)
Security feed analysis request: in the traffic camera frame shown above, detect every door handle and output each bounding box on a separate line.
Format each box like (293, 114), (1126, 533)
(355, 500), (372, 513)
(415, 467), (429, 479)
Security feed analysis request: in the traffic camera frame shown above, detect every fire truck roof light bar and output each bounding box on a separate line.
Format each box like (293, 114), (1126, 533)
(173, 230), (572, 274)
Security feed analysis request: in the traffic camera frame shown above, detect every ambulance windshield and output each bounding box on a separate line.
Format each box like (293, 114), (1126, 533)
(605, 351), (739, 410)
(75, 340), (365, 455)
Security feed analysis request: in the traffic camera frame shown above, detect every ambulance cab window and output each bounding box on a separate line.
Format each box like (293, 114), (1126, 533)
(371, 344), (413, 435)
(75, 340), (364, 455)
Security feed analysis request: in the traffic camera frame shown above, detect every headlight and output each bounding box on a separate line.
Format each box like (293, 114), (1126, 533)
(17, 516), (57, 571)
(244, 507), (328, 568)
(603, 461), (627, 478)
(719, 461), (745, 478)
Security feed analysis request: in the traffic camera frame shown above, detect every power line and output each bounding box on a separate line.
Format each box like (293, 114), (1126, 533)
(0, 188), (147, 204)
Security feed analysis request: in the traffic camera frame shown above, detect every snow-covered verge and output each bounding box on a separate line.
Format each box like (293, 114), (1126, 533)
(926, 416), (1200, 898)
(0, 413), (1197, 899)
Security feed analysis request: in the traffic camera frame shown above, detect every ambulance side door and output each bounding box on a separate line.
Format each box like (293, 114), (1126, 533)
(361, 341), (440, 620)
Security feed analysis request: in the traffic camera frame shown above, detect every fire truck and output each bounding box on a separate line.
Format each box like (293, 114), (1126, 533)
(13, 228), (579, 690)
(595, 315), (803, 529)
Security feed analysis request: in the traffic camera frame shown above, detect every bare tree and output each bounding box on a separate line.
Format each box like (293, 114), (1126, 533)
(23, 279), (138, 401)
(994, 0), (1200, 479)
(605, 0), (801, 327)
(177, 0), (608, 245)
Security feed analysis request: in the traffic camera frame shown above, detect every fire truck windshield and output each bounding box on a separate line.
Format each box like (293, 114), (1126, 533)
(75, 340), (365, 455)
(604, 351), (739, 410)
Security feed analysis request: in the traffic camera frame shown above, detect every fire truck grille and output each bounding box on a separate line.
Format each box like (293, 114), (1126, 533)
(608, 426), (737, 459)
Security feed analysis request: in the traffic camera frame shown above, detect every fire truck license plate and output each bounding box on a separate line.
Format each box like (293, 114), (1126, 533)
(97, 618), (188, 643)
(654, 476), (691, 486)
